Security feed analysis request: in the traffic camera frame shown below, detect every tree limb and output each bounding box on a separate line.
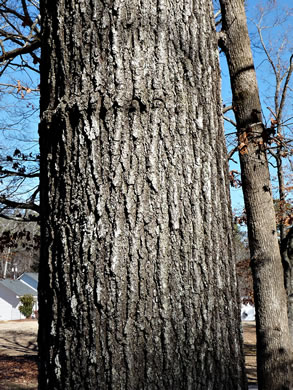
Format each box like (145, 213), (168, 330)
(224, 115), (237, 127)
(0, 38), (40, 63)
(223, 105), (233, 114)
(0, 169), (39, 178)
(228, 146), (238, 160)
(0, 212), (39, 222)
(277, 54), (293, 125)
(0, 196), (40, 213)
(28, 186), (39, 203)
(21, 0), (33, 27)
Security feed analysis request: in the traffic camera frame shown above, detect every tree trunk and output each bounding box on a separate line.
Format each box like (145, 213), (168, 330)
(219, 0), (293, 389)
(275, 120), (293, 339)
(38, 1), (247, 389)
(282, 227), (293, 338)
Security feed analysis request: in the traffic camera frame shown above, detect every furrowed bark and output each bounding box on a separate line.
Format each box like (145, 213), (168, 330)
(38, 1), (247, 389)
(219, 0), (293, 389)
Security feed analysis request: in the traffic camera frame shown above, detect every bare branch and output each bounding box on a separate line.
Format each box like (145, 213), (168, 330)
(223, 105), (233, 114)
(0, 212), (39, 222)
(277, 54), (293, 125)
(224, 115), (237, 128)
(267, 106), (277, 119)
(7, 58), (39, 73)
(21, 0), (33, 27)
(0, 38), (40, 63)
(268, 148), (278, 160)
(215, 10), (222, 28)
(228, 146), (238, 160)
(256, 24), (279, 89)
(27, 0), (39, 10)
(214, 10), (221, 19)
(0, 58), (10, 76)
(0, 196), (39, 213)
(0, 29), (24, 45)
(268, 160), (278, 169)
(29, 186), (39, 203)
(0, 169), (39, 179)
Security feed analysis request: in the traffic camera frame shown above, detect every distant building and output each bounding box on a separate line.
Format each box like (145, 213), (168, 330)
(0, 276), (38, 321)
(18, 272), (38, 291)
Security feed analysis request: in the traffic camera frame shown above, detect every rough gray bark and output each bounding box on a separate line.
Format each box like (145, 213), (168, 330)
(219, 0), (293, 389)
(38, 1), (247, 389)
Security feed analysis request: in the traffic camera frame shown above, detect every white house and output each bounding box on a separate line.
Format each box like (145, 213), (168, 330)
(0, 279), (38, 321)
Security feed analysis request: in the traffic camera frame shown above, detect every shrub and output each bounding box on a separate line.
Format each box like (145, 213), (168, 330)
(19, 294), (35, 318)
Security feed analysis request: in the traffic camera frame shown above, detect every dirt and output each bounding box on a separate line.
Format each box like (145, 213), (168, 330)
(0, 319), (257, 389)
(242, 321), (257, 387)
(0, 320), (38, 390)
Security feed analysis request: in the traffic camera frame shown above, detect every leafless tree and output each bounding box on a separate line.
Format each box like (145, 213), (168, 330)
(218, 0), (293, 388)
(0, 0), (40, 220)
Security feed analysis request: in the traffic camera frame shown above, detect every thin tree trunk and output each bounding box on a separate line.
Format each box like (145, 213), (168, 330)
(275, 52), (293, 340)
(219, 0), (293, 389)
(275, 123), (293, 338)
(282, 227), (293, 338)
(276, 152), (291, 330)
(38, 1), (247, 389)
(277, 156), (286, 242)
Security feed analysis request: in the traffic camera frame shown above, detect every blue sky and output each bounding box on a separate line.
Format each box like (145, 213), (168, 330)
(0, 0), (292, 216)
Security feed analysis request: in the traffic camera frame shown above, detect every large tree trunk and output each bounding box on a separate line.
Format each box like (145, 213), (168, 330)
(219, 0), (293, 389)
(38, 1), (246, 389)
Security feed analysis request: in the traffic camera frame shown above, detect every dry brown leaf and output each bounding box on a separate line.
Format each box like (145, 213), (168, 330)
(239, 131), (248, 144)
(284, 215), (293, 227)
(238, 143), (248, 155)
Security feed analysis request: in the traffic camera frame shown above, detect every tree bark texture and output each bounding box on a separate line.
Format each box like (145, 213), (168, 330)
(38, 1), (246, 389)
(219, 0), (293, 389)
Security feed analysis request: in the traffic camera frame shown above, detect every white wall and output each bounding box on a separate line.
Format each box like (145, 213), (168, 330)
(0, 287), (25, 321)
(241, 303), (255, 321)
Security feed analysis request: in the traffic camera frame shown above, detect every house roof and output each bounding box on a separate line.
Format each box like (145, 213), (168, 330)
(18, 273), (38, 282)
(0, 279), (37, 297)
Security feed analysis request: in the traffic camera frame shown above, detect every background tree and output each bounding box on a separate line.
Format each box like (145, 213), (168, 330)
(38, 0), (247, 388)
(218, 0), (293, 337)
(0, 1), (41, 273)
(251, 2), (293, 336)
(0, 0), (40, 220)
(0, 213), (39, 278)
(233, 224), (253, 301)
(218, 0), (293, 388)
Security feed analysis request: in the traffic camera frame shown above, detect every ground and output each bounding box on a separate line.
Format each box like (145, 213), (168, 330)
(242, 321), (257, 388)
(0, 320), (257, 389)
(0, 320), (38, 390)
